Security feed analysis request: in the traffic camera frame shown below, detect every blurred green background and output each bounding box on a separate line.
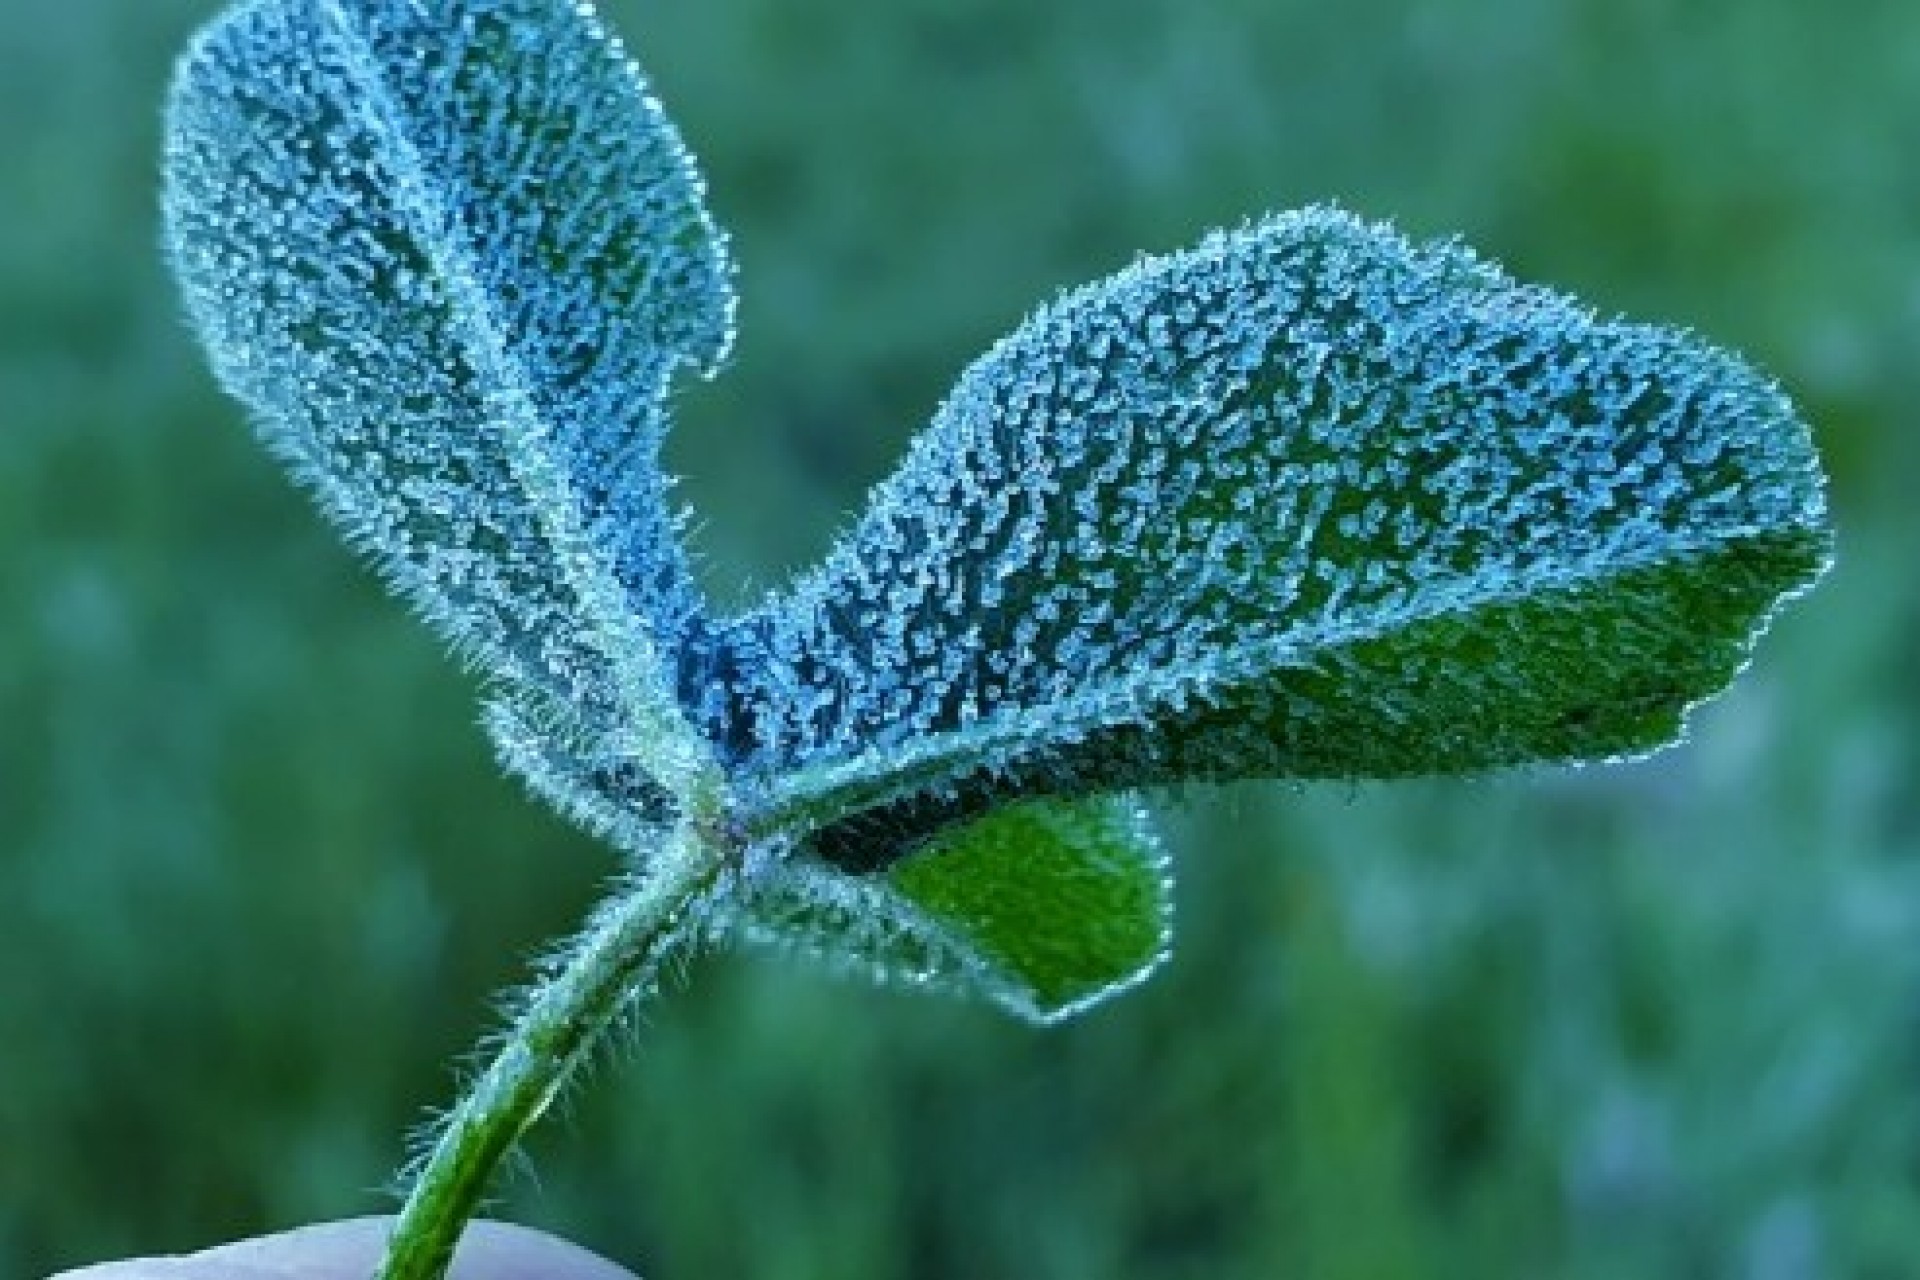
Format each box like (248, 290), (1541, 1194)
(3, 0), (1916, 1276)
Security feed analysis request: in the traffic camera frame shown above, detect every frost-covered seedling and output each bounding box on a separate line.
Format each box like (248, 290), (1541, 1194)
(160, 0), (1831, 1276)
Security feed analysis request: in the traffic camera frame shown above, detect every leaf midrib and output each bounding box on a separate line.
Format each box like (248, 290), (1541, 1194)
(313, 0), (718, 797)
(747, 520), (1819, 836)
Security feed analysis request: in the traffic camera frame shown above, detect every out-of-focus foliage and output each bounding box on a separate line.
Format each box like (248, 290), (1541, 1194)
(1, 1), (1913, 1277)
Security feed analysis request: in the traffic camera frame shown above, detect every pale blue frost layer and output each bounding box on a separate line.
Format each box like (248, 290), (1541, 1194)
(162, 0), (736, 792)
(734, 209), (1829, 833)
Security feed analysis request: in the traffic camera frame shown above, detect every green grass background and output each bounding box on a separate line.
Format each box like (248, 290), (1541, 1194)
(3, 0), (1916, 1275)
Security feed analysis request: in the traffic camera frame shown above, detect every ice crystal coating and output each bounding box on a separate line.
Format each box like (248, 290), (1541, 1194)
(736, 796), (1171, 1022)
(161, 0), (735, 797)
(736, 209), (1830, 839)
(162, 0), (1832, 1026)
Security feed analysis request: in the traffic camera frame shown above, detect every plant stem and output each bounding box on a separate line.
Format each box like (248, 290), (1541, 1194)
(375, 823), (729, 1280)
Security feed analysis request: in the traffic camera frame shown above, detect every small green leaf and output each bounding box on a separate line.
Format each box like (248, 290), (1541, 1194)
(736, 797), (1171, 1023)
(735, 208), (1831, 838)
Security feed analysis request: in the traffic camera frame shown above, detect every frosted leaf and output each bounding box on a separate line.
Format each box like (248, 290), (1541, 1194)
(161, 0), (736, 792)
(733, 796), (1170, 1022)
(733, 208), (1831, 837)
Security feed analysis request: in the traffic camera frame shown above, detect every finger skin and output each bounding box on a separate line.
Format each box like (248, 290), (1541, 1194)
(48, 1217), (639, 1280)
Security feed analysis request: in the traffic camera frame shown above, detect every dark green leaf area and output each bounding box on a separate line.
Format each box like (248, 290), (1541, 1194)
(734, 208), (1830, 829)
(738, 797), (1171, 1022)
(886, 797), (1170, 1018)
(1078, 526), (1831, 784)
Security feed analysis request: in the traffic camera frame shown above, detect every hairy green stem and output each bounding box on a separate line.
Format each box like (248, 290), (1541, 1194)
(376, 824), (729, 1280)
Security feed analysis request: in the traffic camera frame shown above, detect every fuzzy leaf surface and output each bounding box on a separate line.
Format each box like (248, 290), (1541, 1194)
(162, 0), (736, 791)
(736, 797), (1171, 1022)
(735, 208), (1830, 840)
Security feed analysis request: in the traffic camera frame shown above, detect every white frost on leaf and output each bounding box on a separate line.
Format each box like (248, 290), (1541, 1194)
(729, 209), (1829, 834)
(162, 0), (736, 798)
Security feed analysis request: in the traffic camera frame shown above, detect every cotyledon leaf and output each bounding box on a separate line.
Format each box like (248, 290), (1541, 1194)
(162, 0), (737, 797)
(733, 796), (1171, 1023)
(728, 207), (1831, 848)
